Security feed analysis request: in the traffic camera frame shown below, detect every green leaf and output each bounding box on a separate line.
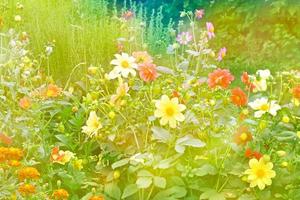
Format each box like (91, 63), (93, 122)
(153, 186), (187, 200)
(192, 164), (217, 176)
(136, 177), (152, 189)
(137, 170), (153, 177)
(153, 176), (166, 188)
(104, 183), (121, 200)
(175, 135), (206, 154)
(111, 158), (130, 170)
(151, 126), (172, 143)
(121, 184), (138, 199)
(200, 189), (225, 200)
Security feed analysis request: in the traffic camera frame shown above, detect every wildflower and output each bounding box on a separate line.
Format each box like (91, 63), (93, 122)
(8, 160), (21, 167)
(16, 2), (24, 10)
(89, 196), (104, 200)
(19, 97), (31, 109)
(122, 10), (134, 20)
(73, 159), (83, 170)
(18, 184), (36, 196)
(256, 69), (271, 80)
(7, 147), (23, 160)
(44, 84), (62, 98)
(138, 63), (158, 82)
(248, 98), (281, 118)
(14, 15), (22, 22)
(206, 22), (215, 39)
(110, 79), (129, 105)
(0, 133), (12, 145)
(241, 72), (255, 91)
(82, 111), (102, 137)
(195, 9), (204, 19)
(281, 161), (288, 168)
(281, 115), (290, 123)
(208, 68), (234, 89)
(276, 151), (286, 157)
(50, 147), (74, 165)
(52, 189), (69, 200)
(292, 85), (300, 99)
(252, 78), (267, 92)
(217, 47), (226, 61)
(45, 45), (54, 56)
(176, 32), (193, 45)
(0, 147), (9, 162)
(244, 158), (276, 190)
(108, 53), (137, 79)
(18, 167), (40, 181)
(231, 88), (248, 106)
(154, 95), (186, 128)
(132, 51), (153, 65)
(245, 148), (263, 160)
(234, 126), (252, 145)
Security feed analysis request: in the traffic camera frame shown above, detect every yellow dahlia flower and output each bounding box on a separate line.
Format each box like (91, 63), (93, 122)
(154, 95), (186, 128)
(244, 158), (276, 190)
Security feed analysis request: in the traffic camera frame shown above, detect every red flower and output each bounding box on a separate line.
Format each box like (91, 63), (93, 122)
(138, 63), (158, 82)
(244, 148), (263, 160)
(241, 72), (255, 91)
(231, 88), (248, 106)
(234, 126), (252, 145)
(208, 68), (234, 89)
(292, 85), (300, 99)
(0, 133), (12, 145)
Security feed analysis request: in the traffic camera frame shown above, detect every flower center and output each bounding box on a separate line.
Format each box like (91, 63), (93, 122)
(121, 60), (130, 68)
(255, 168), (266, 178)
(260, 104), (269, 111)
(165, 106), (175, 117)
(239, 132), (248, 141)
(92, 120), (100, 129)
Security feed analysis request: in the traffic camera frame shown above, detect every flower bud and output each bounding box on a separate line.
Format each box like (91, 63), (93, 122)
(276, 151), (286, 157)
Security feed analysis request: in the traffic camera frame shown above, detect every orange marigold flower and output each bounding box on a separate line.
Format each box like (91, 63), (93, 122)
(0, 133), (13, 145)
(44, 84), (62, 98)
(234, 126), (252, 145)
(8, 160), (21, 167)
(18, 167), (40, 181)
(231, 88), (248, 106)
(19, 96), (31, 109)
(7, 147), (23, 160)
(18, 184), (36, 196)
(0, 147), (9, 162)
(208, 68), (234, 89)
(138, 63), (158, 82)
(89, 196), (104, 200)
(132, 51), (153, 65)
(52, 189), (69, 200)
(292, 85), (300, 99)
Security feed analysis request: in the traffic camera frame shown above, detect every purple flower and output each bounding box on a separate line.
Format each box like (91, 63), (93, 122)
(217, 47), (227, 61)
(195, 9), (205, 20)
(206, 22), (215, 39)
(176, 32), (193, 45)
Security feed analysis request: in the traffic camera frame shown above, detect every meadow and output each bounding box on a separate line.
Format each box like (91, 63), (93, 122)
(0, 0), (300, 200)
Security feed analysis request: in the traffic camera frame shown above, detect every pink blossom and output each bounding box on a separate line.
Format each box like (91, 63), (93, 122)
(176, 32), (193, 45)
(195, 9), (204, 20)
(206, 22), (215, 39)
(217, 47), (227, 61)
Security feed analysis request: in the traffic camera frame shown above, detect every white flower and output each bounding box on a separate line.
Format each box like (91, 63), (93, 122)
(253, 78), (267, 92)
(45, 45), (53, 56)
(82, 111), (102, 137)
(249, 98), (281, 118)
(257, 69), (271, 80)
(108, 53), (137, 79)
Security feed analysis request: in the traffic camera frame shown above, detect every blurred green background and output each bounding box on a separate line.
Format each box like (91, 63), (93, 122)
(1, 0), (300, 82)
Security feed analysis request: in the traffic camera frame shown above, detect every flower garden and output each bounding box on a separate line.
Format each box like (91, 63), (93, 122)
(1, 1), (300, 200)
